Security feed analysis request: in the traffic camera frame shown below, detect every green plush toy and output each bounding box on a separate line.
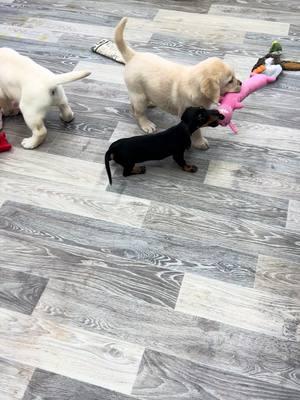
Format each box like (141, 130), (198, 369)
(252, 40), (300, 73)
(269, 40), (282, 53)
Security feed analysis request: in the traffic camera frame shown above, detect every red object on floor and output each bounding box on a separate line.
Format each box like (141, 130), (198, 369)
(0, 132), (12, 152)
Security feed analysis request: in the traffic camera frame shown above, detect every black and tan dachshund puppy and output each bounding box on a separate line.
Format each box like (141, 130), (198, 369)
(105, 107), (224, 184)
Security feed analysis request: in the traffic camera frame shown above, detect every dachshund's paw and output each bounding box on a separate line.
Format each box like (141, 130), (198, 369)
(192, 137), (209, 150)
(132, 165), (147, 175)
(183, 164), (198, 173)
(141, 120), (156, 133)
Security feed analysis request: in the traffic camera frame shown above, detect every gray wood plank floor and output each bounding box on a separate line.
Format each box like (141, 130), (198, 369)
(0, 0), (300, 399)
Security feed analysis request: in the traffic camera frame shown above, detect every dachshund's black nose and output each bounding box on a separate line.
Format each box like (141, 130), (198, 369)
(209, 110), (224, 120)
(238, 79), (242, 85)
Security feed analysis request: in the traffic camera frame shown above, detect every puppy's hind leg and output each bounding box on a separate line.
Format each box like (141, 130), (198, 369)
(59, 102), (74, 123)
(130, 93), (156, 134)
(55, 86), (74, 123)
(21, 108), (47, 149)
(0, 94), (20, 120)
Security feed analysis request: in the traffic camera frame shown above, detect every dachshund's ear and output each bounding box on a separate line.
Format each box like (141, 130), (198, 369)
(181, 107), (192, 123)
(200, 77), (220, 104)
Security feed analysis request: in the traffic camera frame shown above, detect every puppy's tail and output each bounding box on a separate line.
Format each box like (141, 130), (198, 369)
(51, 70), (91, 86)
(114, 17), (135, 63)
(105, 149), (113, 185)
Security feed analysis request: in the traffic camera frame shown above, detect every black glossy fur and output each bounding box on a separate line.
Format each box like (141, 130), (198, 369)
(105, 107), (224, 184)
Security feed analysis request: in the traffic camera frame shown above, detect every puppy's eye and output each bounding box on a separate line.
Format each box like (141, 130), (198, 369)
(228, 78), (234, 84)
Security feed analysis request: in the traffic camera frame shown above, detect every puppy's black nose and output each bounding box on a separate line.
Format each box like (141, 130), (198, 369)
(238, 79), (242, 85)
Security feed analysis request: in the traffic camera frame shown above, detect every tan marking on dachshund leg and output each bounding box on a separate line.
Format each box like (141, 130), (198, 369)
(183, 164), (198, 173)
(131, 165), (146, 175)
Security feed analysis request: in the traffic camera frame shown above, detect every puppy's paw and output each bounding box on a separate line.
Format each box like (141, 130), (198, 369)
(60, 110), (74, 123)
(183, 164), (198, 173)
(192, 137), (209, 151)
(21, 137), (40, 149)
(141, 120), (156, 134)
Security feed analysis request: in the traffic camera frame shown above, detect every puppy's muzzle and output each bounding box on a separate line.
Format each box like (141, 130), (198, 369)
(234, 80), (242, 93)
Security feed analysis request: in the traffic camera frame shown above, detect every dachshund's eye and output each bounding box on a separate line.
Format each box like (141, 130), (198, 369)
(228, 77), (234, 84)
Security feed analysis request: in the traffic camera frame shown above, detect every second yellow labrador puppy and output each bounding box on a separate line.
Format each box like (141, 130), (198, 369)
(115, 17), (241, 149)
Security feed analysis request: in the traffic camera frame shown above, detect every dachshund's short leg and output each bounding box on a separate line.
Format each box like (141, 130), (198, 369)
(183, 164), (198, 173)
(123, 164), (134, 177)
(173, 152), (198, 173)
(123, 164), (146, 177)
(132, 165), (146, 175)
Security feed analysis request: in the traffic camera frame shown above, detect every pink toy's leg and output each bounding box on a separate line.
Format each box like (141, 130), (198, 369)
(229, 122), (238, 134)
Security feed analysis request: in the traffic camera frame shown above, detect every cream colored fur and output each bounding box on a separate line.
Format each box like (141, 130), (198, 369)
(0, 47), (91, 149)
(114, 18), (241, 149)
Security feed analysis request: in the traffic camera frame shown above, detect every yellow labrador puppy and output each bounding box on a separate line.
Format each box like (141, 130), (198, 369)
(0, 47), (90, 149)
(115, 18), (241, 149)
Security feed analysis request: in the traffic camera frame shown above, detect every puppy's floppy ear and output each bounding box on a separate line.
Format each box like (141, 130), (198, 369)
(200, 77), (220, 104)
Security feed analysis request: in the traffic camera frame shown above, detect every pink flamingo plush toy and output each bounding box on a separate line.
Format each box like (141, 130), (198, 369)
(218, 62), (282, 134)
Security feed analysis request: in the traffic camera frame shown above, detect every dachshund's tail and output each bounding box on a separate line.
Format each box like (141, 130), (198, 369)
(105, 149), (113, 185)
(114, 17), (135, 63)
